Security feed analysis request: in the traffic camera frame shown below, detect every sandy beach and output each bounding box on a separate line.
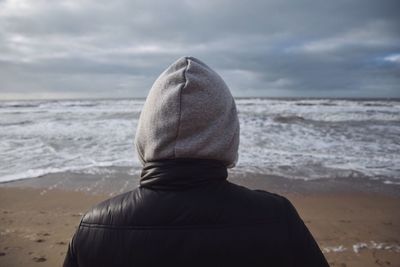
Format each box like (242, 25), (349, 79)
(1, 174), (399, 267)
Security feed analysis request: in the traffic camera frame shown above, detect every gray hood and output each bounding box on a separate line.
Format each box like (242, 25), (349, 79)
(135, 56), (240, 167)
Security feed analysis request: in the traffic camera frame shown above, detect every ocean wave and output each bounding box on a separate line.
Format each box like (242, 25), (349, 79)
(273, 115), (306, 123)
(363, 102), (394, 107)
(0, 167), (80, 183)
(0, 103), (40, 108)
(0, 160), (140, 183)
(1, 98), (399, 184)
(0, 120), (33, 126)
(58, 102), (100, 108)
(270, 114), (400, 123)
(295, 102), (338, 107)
(38, 101), (100, 109)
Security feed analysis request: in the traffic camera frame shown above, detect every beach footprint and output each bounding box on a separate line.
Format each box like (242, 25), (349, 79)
(329, 261), (347, 267)
(375, 259), (391, 266)
(32, 232), (51, 243)
(32, 256), (47, 262)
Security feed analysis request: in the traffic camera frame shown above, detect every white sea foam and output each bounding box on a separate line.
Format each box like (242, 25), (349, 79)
(322, 245), (347, 253)
(1, 98), (399, 183)
(352, 241), (400, 253)
(322, 241), (400, 254)
(383, 180), (400, 185)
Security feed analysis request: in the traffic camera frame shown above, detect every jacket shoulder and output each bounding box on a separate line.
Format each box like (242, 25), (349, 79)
(81, 189), (141, 226)
(220, 182), (294, 219)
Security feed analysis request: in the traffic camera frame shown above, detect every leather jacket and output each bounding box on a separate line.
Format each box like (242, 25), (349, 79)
(64, 159), (328, 267)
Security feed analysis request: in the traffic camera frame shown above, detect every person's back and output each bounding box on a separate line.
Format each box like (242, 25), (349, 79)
(64, 57), (329, 267)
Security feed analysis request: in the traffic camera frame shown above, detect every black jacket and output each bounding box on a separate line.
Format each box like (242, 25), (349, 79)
(64, 159), (329, 267)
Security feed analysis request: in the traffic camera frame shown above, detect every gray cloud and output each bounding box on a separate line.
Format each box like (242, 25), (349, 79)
(0, 0), (399, 99)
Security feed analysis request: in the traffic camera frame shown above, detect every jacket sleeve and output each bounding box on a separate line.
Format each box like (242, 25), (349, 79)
(63, 232), (79, 267)
(284, 198), (329, 267)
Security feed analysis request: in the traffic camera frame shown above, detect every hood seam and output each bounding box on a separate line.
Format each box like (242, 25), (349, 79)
(173, 57), (190, 158)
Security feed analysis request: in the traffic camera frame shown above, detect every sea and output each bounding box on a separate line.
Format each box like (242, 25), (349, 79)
(1, 98), (399, 185)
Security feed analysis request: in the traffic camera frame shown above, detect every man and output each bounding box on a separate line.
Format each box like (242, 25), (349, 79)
(64, 56), (329, 267)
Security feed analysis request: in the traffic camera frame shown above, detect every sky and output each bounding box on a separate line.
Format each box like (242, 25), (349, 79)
(0, 0), (399, 100)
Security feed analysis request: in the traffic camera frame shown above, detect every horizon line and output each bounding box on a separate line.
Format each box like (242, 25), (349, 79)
(1, 96), (400, 102)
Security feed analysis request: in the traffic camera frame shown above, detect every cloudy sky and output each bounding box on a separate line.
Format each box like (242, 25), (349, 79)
(0, 0), (399, 99)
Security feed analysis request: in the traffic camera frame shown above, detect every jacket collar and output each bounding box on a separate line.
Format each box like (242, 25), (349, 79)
(139, 159), (227, 190)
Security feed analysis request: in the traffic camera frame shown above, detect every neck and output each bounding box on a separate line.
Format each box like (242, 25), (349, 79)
(140, 158), (228, 190)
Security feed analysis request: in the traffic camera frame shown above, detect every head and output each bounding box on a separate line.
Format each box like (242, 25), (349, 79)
(135, 56), (240, 168)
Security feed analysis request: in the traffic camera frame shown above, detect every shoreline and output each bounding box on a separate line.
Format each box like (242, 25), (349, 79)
(0, 173), (399, 266)
(1, 168), (399, 197)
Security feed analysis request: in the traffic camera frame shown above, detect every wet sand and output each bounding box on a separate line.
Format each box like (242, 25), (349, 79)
(0, 174), (399, 267)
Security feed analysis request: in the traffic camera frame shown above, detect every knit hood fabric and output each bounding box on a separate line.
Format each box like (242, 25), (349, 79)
(134, 56), (240, 168)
